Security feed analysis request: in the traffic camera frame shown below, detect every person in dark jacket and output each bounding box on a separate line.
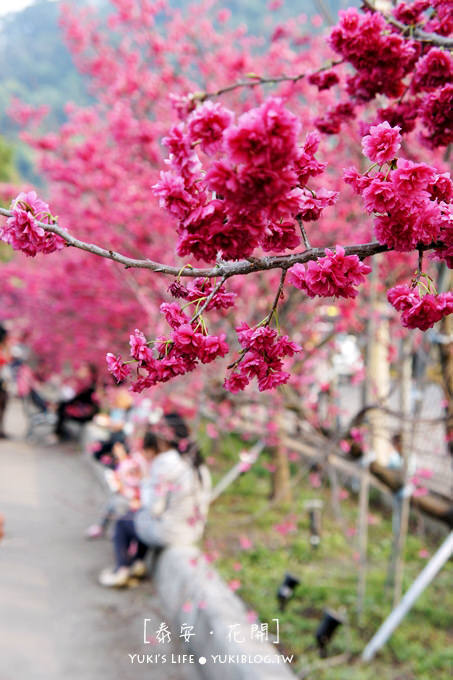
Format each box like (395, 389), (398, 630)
(55, 364), (100, 440)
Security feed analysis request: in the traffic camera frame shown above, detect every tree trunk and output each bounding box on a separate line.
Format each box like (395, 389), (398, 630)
(367, 309), (391, 464)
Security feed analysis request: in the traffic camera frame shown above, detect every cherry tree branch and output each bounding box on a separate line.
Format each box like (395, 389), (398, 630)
(0, 206), (441, 279)
(362, 0), (453, 48)
(194, 60), (344, 101)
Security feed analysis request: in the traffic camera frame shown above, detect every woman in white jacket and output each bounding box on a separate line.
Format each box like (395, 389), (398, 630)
(99, 413), (211, 587)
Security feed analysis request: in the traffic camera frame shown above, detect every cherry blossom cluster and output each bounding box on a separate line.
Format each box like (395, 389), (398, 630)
(287, 246), (372, 298)
(387, 284), (453, 331)
(106, 301), (229, 391)
(224, 323), (302, 393)
(167, 277), (236, 311)
(329, 8), (419, 103)
(345, 121), (453, 255)
(106, 276), (302, 393)
(2, 0), (453, 394)
(0, 191), (64, 257)
(314, 102), (355, 136)
(394, 0), (453, 35)
(327, 5), (453, 148)
(153, 98), (336, 262)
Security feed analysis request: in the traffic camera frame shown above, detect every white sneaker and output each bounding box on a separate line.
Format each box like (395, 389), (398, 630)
(98, 566), (130, 587)
(130, 559), (147, 578)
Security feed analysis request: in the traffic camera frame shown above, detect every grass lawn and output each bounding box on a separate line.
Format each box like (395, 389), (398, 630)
(200, 429), (453, 679)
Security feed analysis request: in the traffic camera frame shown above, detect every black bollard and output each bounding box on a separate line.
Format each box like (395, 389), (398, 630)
(315, 609), (344, 657)
(277, 572), (300, 611)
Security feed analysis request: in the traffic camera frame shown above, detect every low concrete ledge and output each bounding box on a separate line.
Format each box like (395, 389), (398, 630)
(154, 546), (297, 680)
(82, 425), (297, 679)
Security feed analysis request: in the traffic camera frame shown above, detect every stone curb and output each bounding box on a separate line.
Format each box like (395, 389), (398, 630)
(83, 423), (297, 680)
(154, 546), (297, 680)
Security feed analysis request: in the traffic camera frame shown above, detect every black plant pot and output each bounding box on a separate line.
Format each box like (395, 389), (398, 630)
(315, 609), (344, 657)
(277, 572), (300, 611)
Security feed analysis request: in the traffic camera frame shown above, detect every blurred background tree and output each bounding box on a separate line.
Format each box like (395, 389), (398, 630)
(0, 0), (356, 183)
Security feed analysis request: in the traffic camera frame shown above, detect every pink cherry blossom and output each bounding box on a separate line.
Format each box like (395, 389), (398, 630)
(129, 329), (153, 363)
(239, 535), (253, 550)
(187, 101), (233, 155)
(105, 353), (131, 382)
(288, 246), (371, 299)
(225, 97), (301, 169)
(412, 49), (453, 93)
(392, 159), (436, 196)
(362, 122), (402, 164)
(197, 333), (229, 364)
(224, 372), (250, 394)
(274, 519), (297, 535)
(160, 304), (190, 331)
(152, 171), (197, 220)
(1, 191), (64, 257)
(387, 285), (453, 331)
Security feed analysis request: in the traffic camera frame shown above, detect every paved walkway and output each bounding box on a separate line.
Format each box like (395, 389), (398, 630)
(0, 402), (193, 680)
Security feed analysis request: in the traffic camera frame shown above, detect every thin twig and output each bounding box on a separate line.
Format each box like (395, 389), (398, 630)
(190, 275), (229, 324)
(196, 60), (344, 101)
(265, 269), (287, 325)
(297, 215), (311, 250)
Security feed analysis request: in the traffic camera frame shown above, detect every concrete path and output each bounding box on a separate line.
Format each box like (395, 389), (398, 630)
(0, 402), (193, 680)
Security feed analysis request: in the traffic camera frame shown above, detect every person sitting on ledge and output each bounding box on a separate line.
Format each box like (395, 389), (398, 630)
(54, 363), (100, 441)
(99, 412), (211, 587)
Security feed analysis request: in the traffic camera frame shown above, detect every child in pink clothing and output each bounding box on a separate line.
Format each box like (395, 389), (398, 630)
(86, 443), (146, 539)
(111, 451), (147, 509)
